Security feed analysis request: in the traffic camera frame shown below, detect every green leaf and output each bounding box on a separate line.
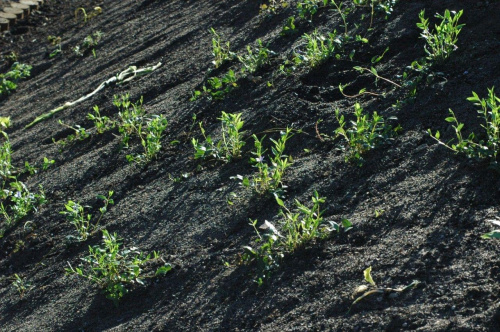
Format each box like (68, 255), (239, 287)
(364, 266), (376, 286)
(155, 264), (172, 276)
(445, 117), (455, 123)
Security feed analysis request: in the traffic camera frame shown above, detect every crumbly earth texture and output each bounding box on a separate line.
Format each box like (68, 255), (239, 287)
(1, 0), (500, 331)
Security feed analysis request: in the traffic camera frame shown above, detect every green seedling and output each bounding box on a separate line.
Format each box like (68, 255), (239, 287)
(297, 0), (327, 21)
(335, 103), (400, 165)
(191, 70), (238, 101)
(192, 112), (245, 162)
(294, 29), (341, 67)
(75, 6), (102, 23)
(65, 230), (171, 306)
(60, 191), (114, 242)
(428, 87), (500, 164)
(0, 181), (46, 227)
(126, 114), (169, 163)
(281, 16), (297, 35)
(350, 266), (419, 313)
(210, 28), (234, 68)
(23, 157), (55, 176)
(53, 120), (89, 148)
(417, 9), (464, 65)
(238, 39), (274, 74)
(74, 31), (104, 57)
(260, 0), (289, 15)
(233, 128), (294, 196)
(48, 35), (62, 58)
(88, 105), (115, 134)
(0, 62), (32, 95)
(11, 274), (32, 298)
(243, 193), (352, 285)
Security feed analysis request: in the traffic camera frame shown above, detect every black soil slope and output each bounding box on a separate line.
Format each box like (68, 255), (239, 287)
(1, 0), (500, 331)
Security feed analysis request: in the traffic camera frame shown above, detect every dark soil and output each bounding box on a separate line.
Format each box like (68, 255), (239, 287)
(1, 0), (500, 331)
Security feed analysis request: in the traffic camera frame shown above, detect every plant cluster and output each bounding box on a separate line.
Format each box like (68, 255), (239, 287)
(429, 88), (500, 164)
(238, 39), (274, 74)
(113, 94), (168, 163)
(192, 112), (245, 162)
(73, 31), (104, 58)
(66, 230), (171, 305)
(191, 70), (238, 101)
(48, 35), (62, 58)
(0, 62), (32, 95)
(233, 128), (294, 196)
(210, 28), (234, 68)
(60, 191), (114, 242)
(11, 274), (32, 298)
(1, 130), (48, 236)
(335, 103), (400, 165)
(242, 193), (352, 285)
(294, 29), (344, 67)
(259, 0), (289, 15)
(417, 9), (464, 65)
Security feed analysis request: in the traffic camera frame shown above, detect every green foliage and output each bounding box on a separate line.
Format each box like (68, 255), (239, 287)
(0, 63), (32, 95)
(428, 88), (500, 163)
(417, 9), (464, 64)
(74, 31), (104, 57)
(11, 274), (32, 298)
(65, 230), (171, 305)
(294, 29), (342, 67)
(260, 0), (289, 15)
(191, 70), (238, 101)
(335, 103), (399, 165)
(60, 191), (114, 242)
(238, 39), (274, 74)
(88, 105), (114, 134)
(0, 181), (46, 227)
(114, 94), (168, 163)
(192, 112), (245, 162)
(281, 16), (297, 35)
(297, 0), (327, 21)
(243, 193), (352, 285)
(24, 157), (55, 176)
(234, 128), (293, 195)
(126, 115), (169, 163)
(210, 28), (234, 68)
(0, 140), (13, 182)
(53, 120), (90, 147)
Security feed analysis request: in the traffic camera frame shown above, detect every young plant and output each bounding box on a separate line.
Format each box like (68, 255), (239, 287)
(192, 112), (245, 162)
(73, 31), (104, 57)
(238, 39), (274, 74)
(11, 274), (32, 298)
(417, 9), (464, 65)
(335, 103), (399, 165)
(281, 16), (297, 35)
(0, 62), (32, 95)
(126, 115), (168, 163)
(210, 28), (234, 68)
(294, 29), (342, 67)
(48, 35), (62, 58)
(88, 105), (114, 134)
(0, 181), (46, 227)
(60, 191), (114, 242)
(297, 0), (327, 21)
(114, 94), (146, 147)
(191, 70), (238, 101)
(260, 0), (289, 14)
(0, 140), (13, 184)
(428, 87), (500, 163)
(234, 128), (293, 195)
(53, 120), (90, 147)
(65, 230), (171, 305)
(243, 193), (352, 285)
